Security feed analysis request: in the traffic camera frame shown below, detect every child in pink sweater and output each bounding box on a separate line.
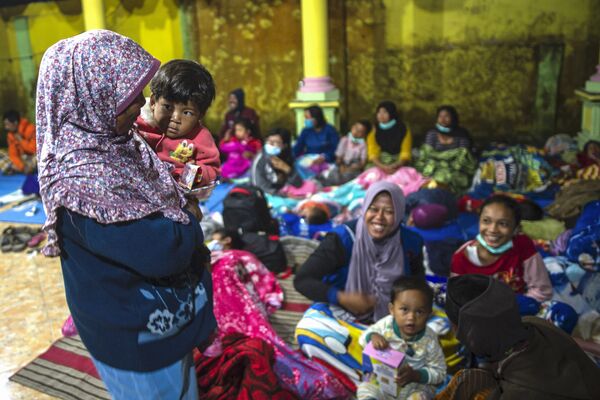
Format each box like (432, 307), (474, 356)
(137, 59), (220, 189)
(219, 118), (262, 179)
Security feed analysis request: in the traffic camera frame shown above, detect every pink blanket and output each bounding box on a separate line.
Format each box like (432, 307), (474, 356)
(210, 250), (351, 399)
(357, 166), (428, 196)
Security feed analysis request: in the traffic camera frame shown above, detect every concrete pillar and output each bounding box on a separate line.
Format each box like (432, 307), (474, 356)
(575, 64), (600, 138)
(81, 0), (106, 31)
(289, 0), (340, 135)
(13, 17), (36, 120)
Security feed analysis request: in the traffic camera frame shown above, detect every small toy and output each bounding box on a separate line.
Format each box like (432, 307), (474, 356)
(363, 341), (405, 396)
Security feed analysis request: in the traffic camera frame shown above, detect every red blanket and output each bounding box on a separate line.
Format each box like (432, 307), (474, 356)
(195, 333), (299, 400)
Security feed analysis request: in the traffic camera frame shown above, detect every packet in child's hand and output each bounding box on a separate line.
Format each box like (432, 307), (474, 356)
(363, 341), (406, 396)
(180, 163), (201, 190)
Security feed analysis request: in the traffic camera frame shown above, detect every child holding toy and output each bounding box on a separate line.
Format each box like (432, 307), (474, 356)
(358, 276), (446, 400)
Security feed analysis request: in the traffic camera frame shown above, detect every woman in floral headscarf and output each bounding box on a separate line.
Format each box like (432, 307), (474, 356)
(36, 30), (214, 399)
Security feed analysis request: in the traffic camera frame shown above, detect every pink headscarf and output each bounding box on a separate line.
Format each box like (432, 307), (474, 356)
(36, 30), (189, 256)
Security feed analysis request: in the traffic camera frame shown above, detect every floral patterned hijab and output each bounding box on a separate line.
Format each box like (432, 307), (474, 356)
(36, 30), (189, 256)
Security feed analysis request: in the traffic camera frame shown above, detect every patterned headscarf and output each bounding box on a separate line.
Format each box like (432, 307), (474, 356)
(345, 181), (406, 320)
(36, 30), (189, 256)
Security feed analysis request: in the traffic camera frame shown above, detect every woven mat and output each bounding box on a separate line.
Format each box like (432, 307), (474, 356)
(9, 275), (312, 400)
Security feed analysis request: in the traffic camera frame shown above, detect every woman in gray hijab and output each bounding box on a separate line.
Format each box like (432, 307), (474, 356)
(293, 181), (425, 384)
(294, 181), (424, 322)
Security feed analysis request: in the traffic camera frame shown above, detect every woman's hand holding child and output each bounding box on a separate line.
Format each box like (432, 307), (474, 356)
(184, 197), (203, 221)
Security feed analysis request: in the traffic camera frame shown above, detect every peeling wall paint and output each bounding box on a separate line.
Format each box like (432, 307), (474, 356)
(0, 0), (598, 145)
(339, 0), (600, 143)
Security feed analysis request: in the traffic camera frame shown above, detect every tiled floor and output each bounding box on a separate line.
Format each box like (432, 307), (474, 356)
(0, 222), (68, 399)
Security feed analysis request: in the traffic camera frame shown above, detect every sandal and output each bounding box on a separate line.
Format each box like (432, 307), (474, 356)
(27, 231), (47, 248)
(1, 227), (14, 253)
(2, 226), (38, 252)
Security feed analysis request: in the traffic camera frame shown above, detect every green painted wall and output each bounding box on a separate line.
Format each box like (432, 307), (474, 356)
(0, 0), (598, 146)
(194, 0), (600, 144)
(337, 0), (600, 143)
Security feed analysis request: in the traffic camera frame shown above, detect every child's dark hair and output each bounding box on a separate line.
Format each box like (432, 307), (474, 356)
(234, 117), (261, 141)
(480, 195), (522, 226)
(3, 110), (20, 123)
(390, 276), (434, 310)
(305, 105), (326, 128)
(357, 119), (372, 134)
(150, 59), (215, 116)
(306, 207), (329, 225)
(213, 228), (243, 250)
(518, 199), (543, 221)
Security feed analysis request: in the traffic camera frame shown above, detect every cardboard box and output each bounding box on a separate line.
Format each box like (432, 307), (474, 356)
(363, 341), (405, 396)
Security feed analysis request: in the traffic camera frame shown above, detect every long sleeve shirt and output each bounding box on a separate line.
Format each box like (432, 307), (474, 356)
(367, 126), (412, 163)
(57, 208), (216, 371)
(7, 118), (36, 171)
(137, 116), (220, 186)
(292, 124), (340, 163)
(450, 234), (553, 302)
(294, 222), (424, 307)
(360, 316), (446, 385)
(250, 152), (302, 194)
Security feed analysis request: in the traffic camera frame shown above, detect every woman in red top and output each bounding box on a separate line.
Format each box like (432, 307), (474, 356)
(451, 195), (578, 333)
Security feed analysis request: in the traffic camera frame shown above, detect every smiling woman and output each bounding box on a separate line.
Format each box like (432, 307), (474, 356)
(292, 181), (424, 383)
(294, 181), (424, 322)
(450, 195), (579, 334)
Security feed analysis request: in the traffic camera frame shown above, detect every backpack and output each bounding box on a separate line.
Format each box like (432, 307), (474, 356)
(239, 232), (287, 273)
(223, 185), (277, 234)
(223, 184), (286, 272)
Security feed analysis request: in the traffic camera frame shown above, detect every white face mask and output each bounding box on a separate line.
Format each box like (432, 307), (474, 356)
(264, 143), (282, 156)
(206, 240), (223, 252)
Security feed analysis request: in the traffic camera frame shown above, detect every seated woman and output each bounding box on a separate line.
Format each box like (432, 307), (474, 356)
(293, 182), (424, 382)
(450, 195), (579, 333)
(578, 140), (600, 168)
(414, 105), (477, 194)
(250, 128), (303, 194)
(1, 110), (36, 174)
(219, 117), (262, 179)
(423, 105), (472, 153)
(217, 88), (260, 141)
(438, 274), (600, 400)
(292, 105), (339, 179)
(367, 101), (412, 175)
(294, 181), (423, 320)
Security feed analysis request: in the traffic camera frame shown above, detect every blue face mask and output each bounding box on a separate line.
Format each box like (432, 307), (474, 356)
(206, 240), (223, 252)
(304, 118), (314, 129)
(436, 123), (451, 133)
(264, 143), (282, 156)
(348, 132), (365, 144)
(476, 234), (514, 255)
(378, 119), (397, 130)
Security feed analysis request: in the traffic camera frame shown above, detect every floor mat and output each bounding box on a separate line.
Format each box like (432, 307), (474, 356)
(0, 174), (25, 197)
(0, 199), (45, 224)
(9, 276), (311, 399)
